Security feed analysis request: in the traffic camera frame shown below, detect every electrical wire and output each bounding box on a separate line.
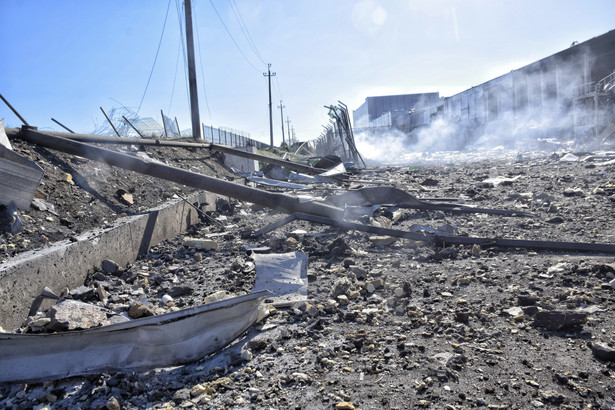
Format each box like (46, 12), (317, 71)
(167, 37), (182, 113)
(273, 74), (283, 101)
(207, 0), (262, 72)
(175, 0), (191, 111)
(228, 0), (266, 65)
(192, 0), (213, 121)
(137, 0), (172, 116)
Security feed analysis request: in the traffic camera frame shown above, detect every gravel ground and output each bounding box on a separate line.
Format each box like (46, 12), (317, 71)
(1, 143), (615, 409)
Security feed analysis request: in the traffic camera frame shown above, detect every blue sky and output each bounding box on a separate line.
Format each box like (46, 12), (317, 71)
(1, 0), (614, 144)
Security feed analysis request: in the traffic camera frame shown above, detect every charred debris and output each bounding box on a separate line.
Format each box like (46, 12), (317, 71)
(1, 93), (615, 387)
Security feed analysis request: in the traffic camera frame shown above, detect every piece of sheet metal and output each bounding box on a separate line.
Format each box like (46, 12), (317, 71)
(246, 176), (312, 190)
(0, 121), (45, 210)
(252, 252), (308, 307)
(327, 186), (535, 217)
(0, 290), (270, 383)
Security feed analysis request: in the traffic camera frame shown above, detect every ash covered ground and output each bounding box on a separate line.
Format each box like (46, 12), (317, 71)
(1, 140), (615, 409)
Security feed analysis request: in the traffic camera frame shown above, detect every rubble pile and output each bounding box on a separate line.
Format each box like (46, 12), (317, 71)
(1, 143), (615, 408)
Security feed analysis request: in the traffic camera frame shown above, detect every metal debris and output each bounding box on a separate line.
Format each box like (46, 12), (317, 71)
(0, 290), (270, 383)
(252, 252), (308, 307)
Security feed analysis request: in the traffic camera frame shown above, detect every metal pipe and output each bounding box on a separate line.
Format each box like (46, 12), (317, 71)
(10, 128), (345, 219)
(0, 93), (30, 126)
(50, 118), (75, 133)
(99, 107), (121, 137)
(122, 116), (145, 138)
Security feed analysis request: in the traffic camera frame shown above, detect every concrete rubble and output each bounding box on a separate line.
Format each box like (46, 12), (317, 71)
(0, 135), (615, 408)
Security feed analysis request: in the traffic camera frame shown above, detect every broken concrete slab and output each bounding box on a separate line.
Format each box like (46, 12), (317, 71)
(222, 145), (259, 173)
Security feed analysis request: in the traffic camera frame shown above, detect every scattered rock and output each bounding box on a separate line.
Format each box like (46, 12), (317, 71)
(591, 342), (615, 361)
(46, 300), (109, 331)
(127, 302), (154, 319)
(533, 310), (587, 330)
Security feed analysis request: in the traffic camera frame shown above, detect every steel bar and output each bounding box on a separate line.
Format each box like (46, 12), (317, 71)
(50, 118), (75, 133)
(0, 93), (30, 126)
(262, 212), (615, 255)
(10, 128), (345, 219)
(100, 107), (121, 137)
(122, 116), (145, 138)
(436, 235), (615, 254)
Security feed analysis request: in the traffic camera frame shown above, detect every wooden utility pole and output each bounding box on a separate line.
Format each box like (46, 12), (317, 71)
(278, 100), (286, 146)
(185, 0), (202, 140)
(263, 63), (276, 147)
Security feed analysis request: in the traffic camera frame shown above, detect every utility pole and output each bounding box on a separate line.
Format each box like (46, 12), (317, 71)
(286, 115), (291, 145)
(286, 116), (291, 143)
(263, 63), (276, 147)
(277, 100), (286, 147)
(185, 0), (202, 140)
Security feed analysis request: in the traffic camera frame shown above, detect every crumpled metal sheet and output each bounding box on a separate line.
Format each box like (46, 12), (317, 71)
(252, 252), (308, 307)
(246, 176), (312, 190)
(0, 290), (270, 383)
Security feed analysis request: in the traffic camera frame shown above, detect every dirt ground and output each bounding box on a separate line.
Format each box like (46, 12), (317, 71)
(1, 139), (615, 409)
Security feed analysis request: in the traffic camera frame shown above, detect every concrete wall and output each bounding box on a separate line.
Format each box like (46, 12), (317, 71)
(223, 146), (259, 173)
(0, 191), (220, 331)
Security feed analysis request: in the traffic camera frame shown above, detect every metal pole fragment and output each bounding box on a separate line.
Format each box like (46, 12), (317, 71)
(122, 116), (145, 138)
(50, 118), (75, 133)
(0, 93), (30, 126)
(100, 107), (121, 137)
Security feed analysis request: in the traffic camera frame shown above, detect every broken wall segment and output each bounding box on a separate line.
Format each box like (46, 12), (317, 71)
(222, 145), (259, 173)
(0, 191), (218, 331)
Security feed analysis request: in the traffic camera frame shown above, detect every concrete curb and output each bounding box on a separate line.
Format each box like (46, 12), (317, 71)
(0, 191), (220, 331)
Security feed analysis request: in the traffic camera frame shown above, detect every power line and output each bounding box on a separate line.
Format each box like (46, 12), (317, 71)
(207, 0), (262, 72)
(193, 0), (213, 121)
(167, 36), (182, 113)
(273, 74), (283, 101)
(175, 0), (191, 112)
(227, 0), (266, 65)
(137, 0), (172, 115)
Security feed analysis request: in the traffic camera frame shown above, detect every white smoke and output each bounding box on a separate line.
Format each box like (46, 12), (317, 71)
(353, 49), (614, 166)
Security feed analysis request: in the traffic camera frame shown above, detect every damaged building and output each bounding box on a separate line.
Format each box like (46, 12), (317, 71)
(353, 29), (615, 149)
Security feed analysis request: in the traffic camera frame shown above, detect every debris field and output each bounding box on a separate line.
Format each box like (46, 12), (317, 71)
(1, 139), (615, 409)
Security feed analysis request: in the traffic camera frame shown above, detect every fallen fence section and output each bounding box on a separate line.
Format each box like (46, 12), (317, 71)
(0, 191), (218, 331)
(0, 290), (270, 383)
(255, 213), (615, 255)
